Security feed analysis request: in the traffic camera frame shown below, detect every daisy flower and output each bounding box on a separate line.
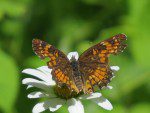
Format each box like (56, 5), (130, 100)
(22, 52), (119, 113)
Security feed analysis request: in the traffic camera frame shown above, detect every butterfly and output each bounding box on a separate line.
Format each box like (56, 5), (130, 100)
(32, 34), (127, 94)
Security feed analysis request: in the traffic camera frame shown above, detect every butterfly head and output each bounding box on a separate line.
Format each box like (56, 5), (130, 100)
(70, 56), (77, 62)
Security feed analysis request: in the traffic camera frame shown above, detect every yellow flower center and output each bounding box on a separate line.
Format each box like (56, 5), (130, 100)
(54, 85), (83, 99)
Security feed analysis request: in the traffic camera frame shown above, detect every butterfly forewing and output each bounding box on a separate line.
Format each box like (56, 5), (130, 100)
(32, 39), (79, 93)
(79, 34), (127, 94)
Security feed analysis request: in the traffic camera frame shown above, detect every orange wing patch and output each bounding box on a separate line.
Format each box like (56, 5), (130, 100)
(84, 80), (93, 94)
(103, 34), (127, 55)
(47, 53), (58, 68)
(83, 66), (112, 94)
(32, 39), (52, 59)
(32, 39), (60, 68)
(52, 68), (79, 93)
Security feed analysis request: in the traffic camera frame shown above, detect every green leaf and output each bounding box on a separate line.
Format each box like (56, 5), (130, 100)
(0, 50), (19, 113)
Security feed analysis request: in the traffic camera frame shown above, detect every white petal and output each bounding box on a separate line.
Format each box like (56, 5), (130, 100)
(37, 66), (55, 85)
(28, 91), (48, 99)
(92, 96), (113, 110)
(37, 66), (52, 73)
(32, 102), (48, 113)
(110, 66), (120, 71)
(105, 86), (113, 89)
(33, 98), (65, 113)
(48, 98), (65, 112)
(22, 67), (55, 85)
(22, 78), (50, 91)
(67, 98), (84, 113)
(22, 68), (47, 81)
(27, 85), (33, 89)
(79, 92), (102, 100)
(67, 52), (79, 60)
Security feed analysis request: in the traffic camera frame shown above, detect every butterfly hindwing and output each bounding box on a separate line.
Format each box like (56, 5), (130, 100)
(32, 39), (79, 93)
(79, 34), (127, 94)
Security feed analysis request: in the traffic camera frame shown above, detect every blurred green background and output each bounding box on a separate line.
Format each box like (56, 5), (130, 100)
(0, 0), (150, 113)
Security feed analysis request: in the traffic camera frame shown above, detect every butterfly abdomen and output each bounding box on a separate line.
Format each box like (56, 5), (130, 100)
(70, 59), (83, 92)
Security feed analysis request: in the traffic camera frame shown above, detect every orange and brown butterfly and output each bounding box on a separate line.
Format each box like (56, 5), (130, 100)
(32, 33), (127, 94)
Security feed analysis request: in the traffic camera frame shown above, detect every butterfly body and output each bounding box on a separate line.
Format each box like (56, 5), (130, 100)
(32, 33), (127, 94)
(70, 57), (84, 92)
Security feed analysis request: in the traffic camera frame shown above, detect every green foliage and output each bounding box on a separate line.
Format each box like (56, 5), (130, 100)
(0, 50), (19, 113)
(0, 0), (149, 113)
(130, 103), (150, 113)
(125, 0), (150, 67)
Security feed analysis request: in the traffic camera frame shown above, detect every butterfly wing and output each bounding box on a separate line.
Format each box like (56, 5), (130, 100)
(32, 39), (79, 93)
(78, 34), (127, 94)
